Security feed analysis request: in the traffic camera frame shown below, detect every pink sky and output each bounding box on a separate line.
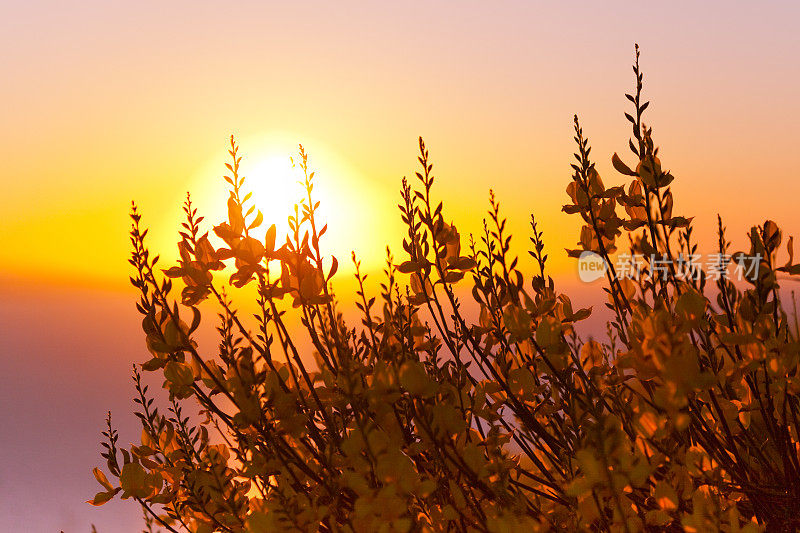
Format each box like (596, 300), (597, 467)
(2, 2), (799, 531)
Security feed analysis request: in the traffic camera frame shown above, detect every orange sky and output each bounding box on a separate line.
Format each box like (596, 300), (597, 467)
(2, 2), (799, 531)
(4, 2), (800, 290)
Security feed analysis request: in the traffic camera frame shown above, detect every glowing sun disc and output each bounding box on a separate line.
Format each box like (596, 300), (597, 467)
(182, 134), (390, 281)
(244, 154), (306, 243)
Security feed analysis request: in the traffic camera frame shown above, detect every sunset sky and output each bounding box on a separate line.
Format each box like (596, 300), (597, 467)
(2, 1), (799, 531)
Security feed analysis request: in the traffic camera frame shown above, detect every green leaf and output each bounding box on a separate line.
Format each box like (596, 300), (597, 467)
(327, 256), (338, 280)
(248, 210), (263, 230)
(535, 317), (560, 348)
(399, 361), (435, 398)
(87, 489), (119, 506)
(675, 289), (706, 326)
(449, 256), (477, 271)
(119, 462), (147, 497)
(265, 224), (277, 254)
(165, 361), (195, 387)
(93, 467), (114, 491)
(397, 260), (420, 274)
(162, 266), (183, 278)
(503, 305), (531, 341)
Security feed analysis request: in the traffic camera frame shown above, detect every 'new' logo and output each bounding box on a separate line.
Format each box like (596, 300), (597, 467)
(578, 251), (607, 282)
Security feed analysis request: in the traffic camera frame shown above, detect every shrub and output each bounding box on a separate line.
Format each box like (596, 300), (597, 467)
(90, 46), (800, 532)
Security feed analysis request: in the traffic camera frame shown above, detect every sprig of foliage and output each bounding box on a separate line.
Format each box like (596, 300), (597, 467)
(91, 47), (800, 532)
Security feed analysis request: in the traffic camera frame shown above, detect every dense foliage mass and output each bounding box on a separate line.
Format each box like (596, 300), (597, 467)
(91, 48), (800, 532)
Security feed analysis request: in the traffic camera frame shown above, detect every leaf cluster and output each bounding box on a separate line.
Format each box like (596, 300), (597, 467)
(92, 47), (800, 532)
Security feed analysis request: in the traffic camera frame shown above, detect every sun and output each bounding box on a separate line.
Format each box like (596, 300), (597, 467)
(243, 153), (307, 243)
(178, 134), (394, 281)
(188, 146), (316, 253)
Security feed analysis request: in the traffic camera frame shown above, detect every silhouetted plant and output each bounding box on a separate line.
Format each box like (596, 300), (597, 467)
(90, 46), (800, 532)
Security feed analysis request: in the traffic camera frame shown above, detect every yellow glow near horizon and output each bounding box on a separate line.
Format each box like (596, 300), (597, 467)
(3, 2), (800, 298)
